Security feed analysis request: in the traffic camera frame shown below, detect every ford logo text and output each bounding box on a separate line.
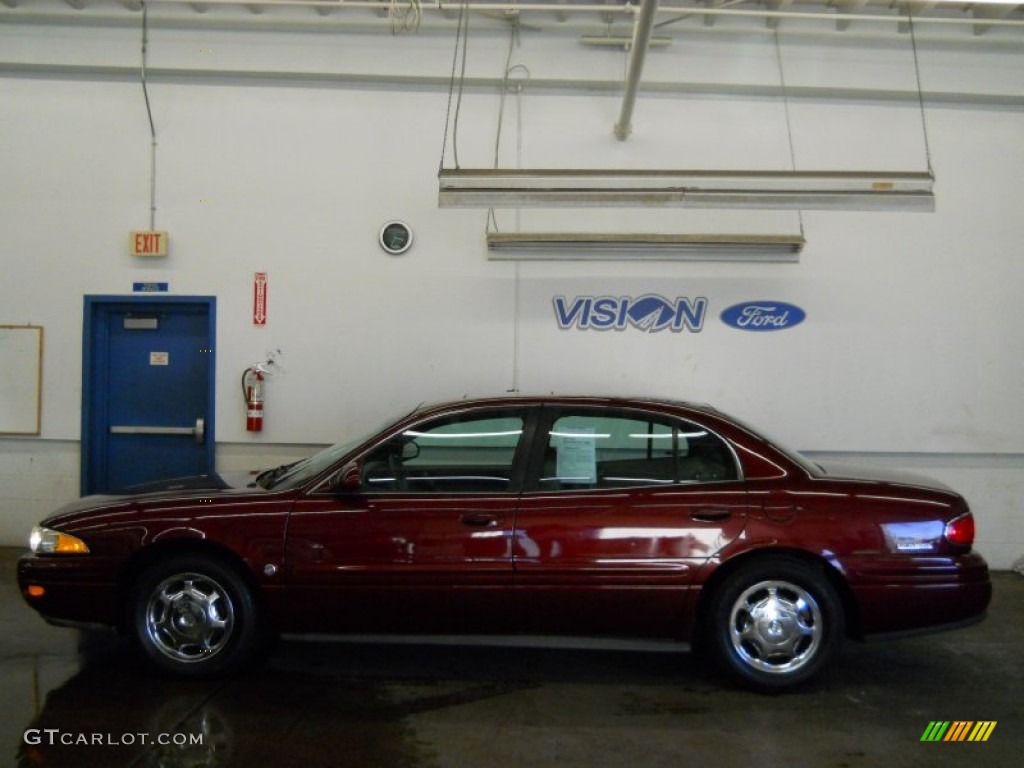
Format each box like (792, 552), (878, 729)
(720, 301), (806, 331)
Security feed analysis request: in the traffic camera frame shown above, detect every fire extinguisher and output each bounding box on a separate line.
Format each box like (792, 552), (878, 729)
(242, 366), (264, 432)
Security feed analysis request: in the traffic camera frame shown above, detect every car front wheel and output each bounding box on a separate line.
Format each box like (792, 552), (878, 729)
(706, 557), (844, 691)
(130, 556), (260, 677)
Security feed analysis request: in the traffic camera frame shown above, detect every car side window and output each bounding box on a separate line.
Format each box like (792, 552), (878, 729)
(539, 410), (738, 490)
(361, 412), (526, 493)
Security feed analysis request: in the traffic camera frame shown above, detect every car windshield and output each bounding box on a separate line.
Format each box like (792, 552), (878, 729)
(261, 413), (407, 490)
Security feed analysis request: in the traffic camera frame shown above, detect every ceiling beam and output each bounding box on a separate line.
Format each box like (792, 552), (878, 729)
(833, 0), (869, 31)
(12, 1), (1022, 35)
(764, 0), (794, 29)
(971, 3), (1017, 36)
(704, 0), (724, 28)
(897, 2), (936, 33)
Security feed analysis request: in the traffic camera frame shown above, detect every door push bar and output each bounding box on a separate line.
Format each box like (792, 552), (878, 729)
(110, 417), (205, 445)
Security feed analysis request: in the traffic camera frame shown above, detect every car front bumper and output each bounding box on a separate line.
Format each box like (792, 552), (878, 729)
(17, 553), (123, 628)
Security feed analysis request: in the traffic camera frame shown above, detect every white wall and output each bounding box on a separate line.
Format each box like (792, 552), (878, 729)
(0, 7), (1021, 566)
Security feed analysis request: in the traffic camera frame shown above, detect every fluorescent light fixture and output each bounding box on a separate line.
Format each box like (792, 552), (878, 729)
(439, 169), (935, 212)
(486, 232), (805, 262)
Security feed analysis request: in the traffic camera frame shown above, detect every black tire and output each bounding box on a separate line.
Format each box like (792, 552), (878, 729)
(705, 557), (844, 691)
(129, 555), (261, 678)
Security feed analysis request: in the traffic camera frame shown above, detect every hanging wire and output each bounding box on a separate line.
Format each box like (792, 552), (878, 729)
(906, 8), (934, 175)
(141, 1), (158, 230)
(773, 29), (804, 238)
(439, 0), (471, 171)
(488, 22), (530, 234)
(493, 22), (521, 170)
(473, 22), (531, 395)
(514, 66), (525, 230)
(509, 63), (526, 394)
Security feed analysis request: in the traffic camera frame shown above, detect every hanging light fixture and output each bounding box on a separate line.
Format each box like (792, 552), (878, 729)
(485, 232), (804, 262)
(439, 169), (935, 211)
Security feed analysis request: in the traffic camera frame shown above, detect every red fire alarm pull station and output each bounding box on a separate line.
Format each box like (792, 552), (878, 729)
(129, 231), (169, 256)
(253, 272), (268, 326)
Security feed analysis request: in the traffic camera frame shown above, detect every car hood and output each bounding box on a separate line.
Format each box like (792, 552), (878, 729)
(814, 461), (955, 494)
(118, 472), (244, 494)
(42, 472), (264, 522)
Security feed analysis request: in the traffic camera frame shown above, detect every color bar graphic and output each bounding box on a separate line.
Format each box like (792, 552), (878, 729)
(966, 722), (997, 742)
(921, 721), (950, 741)
(921, 721), (996, 742)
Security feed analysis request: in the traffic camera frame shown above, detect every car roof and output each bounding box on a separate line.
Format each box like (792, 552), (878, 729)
(410, 394), (721, 416)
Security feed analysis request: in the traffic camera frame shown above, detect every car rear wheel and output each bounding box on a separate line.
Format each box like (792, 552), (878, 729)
(706, 557), (844, 690)
(130, 556), (260, 677)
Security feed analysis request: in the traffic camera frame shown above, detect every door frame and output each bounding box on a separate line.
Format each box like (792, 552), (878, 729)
(81, 295), (217, 495)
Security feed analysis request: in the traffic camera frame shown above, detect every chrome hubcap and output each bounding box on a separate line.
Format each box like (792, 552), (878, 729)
(729, 579), (822, 675)
(145, 572), (234, 663)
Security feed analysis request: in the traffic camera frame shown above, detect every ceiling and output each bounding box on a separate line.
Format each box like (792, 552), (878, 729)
(2, 0), (1023, 39)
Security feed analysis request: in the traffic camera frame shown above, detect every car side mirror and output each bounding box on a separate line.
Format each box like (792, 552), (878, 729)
(401, 441), (419, 461)
(331, 460), (362, 492)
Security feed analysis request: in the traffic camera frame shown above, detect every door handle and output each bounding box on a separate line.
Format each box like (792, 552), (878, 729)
(459, 513), (501, 528)
(689, 509), (732, 523)
(110, 416), (205, 445)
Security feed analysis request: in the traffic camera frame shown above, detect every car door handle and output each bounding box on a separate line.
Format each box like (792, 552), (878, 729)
(459, 513), (501, 528)
(690, 509), (732, 523)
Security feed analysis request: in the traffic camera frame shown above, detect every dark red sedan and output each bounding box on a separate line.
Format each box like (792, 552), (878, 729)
(18, 396), (991, 690)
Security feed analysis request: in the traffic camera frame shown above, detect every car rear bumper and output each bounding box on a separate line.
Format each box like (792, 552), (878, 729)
(839, 551), (992, 636)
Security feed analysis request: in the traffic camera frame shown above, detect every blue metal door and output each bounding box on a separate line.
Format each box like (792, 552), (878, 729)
(82, 297), (216, 494)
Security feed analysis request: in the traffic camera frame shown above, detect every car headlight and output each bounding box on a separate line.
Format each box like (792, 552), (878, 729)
(29, 526), (90, 554)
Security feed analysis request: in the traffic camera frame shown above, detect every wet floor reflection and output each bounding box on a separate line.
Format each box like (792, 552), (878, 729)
(15, 634), (421, 767)
(12, 631), (703, 768)
(8, 570), (1023, 768)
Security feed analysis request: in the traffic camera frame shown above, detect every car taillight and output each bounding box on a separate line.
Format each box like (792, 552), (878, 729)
(944, 513), (975, 547)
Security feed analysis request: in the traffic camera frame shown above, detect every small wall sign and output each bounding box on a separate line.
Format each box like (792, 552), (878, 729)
(130, 231), (169, 257)
(133, 282), (169, 293)
(253, 272), (268, 326)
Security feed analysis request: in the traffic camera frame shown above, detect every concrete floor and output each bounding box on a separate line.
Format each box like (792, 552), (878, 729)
(2, 548), (1020, 768)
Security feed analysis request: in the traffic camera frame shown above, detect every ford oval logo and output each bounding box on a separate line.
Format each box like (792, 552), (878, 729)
(721, 301), (806, 331)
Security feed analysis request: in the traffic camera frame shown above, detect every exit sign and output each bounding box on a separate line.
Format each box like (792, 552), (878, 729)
(130, 230), (169, 256)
